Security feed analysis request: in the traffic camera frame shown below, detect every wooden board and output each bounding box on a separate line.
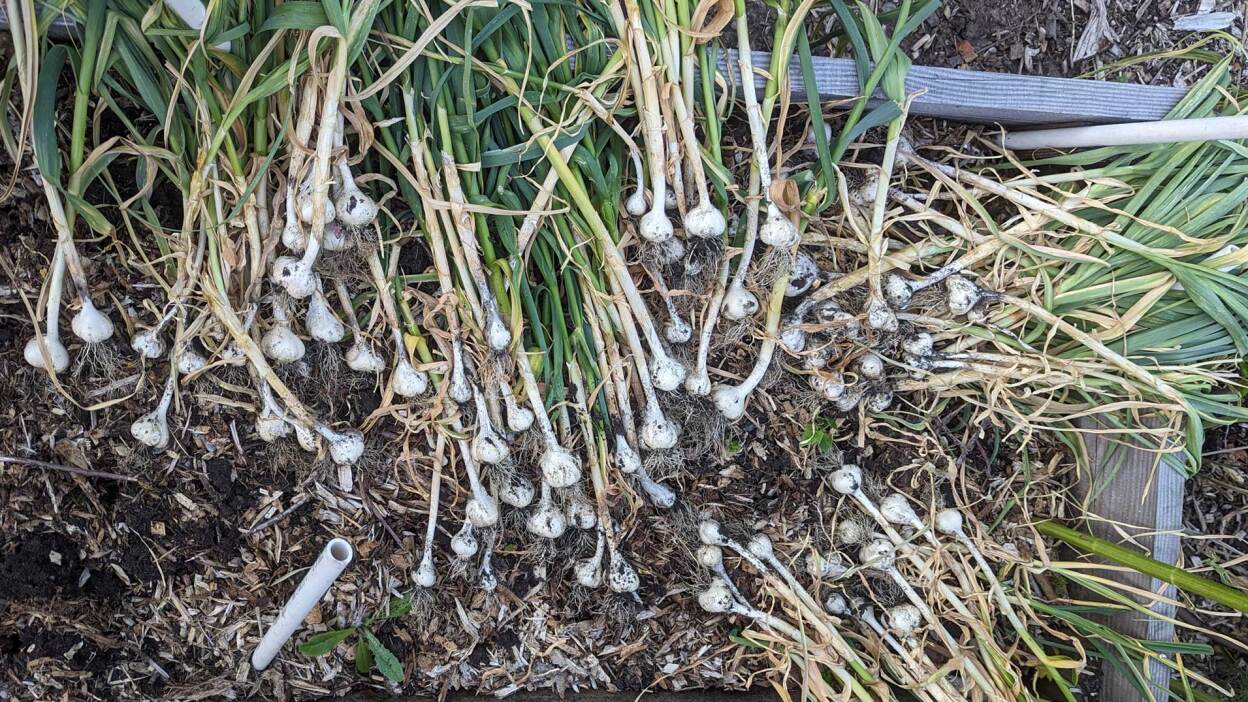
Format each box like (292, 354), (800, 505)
(719, 50), (1188, 126)
(1074, 417), (1185, 700)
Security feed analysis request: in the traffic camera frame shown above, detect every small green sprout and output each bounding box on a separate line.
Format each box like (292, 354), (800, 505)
(298, 593), (411, 683)
(800, 413), (842, 454)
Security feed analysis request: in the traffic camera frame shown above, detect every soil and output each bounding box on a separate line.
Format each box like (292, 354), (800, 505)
(745, 0), (1247, 84)
(1181, 424), (1248, 692)
(907, 0), (1247, 84)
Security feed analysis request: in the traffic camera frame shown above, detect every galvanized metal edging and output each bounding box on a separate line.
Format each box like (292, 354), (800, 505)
(718, 48), (1187, 126)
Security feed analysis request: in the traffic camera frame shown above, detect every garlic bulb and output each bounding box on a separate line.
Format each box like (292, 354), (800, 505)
(607, 550), (640, 593)
(334, 177), (378, 228)
(321, 221), (352, 251)
(722, 284), (759, 321)
(526, 497), (566, 539)
(345, 338), (385, 373)
(260, 302), (305, 365)
(787, 251), (818, 297)
(758, 206), (798, 248)
(683, 201), (726, 239)
(414, 550), (436, 588)
(465, 494), (499, 528)
(565, 496), (597, 530)
(24, 336), (69, 373)
(540, 445), (581, 489)
(176, 349), (207, 375)
(946, 275), (984, 316)
(470, 390), (508, 465)
(270, 255), (316, 299)
(130, 373), (176, 449)
(307, 284), (346, 343)
(391, 355), (428, 397)
(71, 302), (114, 343)
(130, 408), (170, 449)
(639, 208), (674, 242)
(451, 522), (478, 558)
(639, 403), (678, 450)
(130, 328), (165, 359)
(297, 180), (335, 225)
(498, 473), (535, 508)
(698, 578), (735, 613)
(319, 426), (365, 465)
(650, 354), (685, 392)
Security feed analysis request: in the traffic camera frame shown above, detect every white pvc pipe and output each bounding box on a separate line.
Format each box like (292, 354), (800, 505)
(251, 538), (353, 671)
(163, 0), (231, 51)
(1003, 115), (1248, 151)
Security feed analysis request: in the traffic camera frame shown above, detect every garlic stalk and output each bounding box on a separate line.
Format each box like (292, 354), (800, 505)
(131, 306), (176, 360)
(389, 329), (428, 397)
(575, 529), (606, 588)
(711, 263), (790, 420)
(260, 296), (305, 364)
(515, 350), (581, 488)
(737, 25), (796, 250)
(498, 379), (534, 432)
(606, 549), (640, 593)
(526, 479), (567, 539)
(306, 276), (346, 342)
(256, 379), (292, 442)
(452, 419), (499, 528)
(646, 264), (692, 344)
(451, 520), (478, 559)
(696, 544), (746, 602)
(333, 115), (378, 228)
(130, 367), (176, 449)
(281, 180), (307, 253)
(616, 434), (675, 508)
(479, 537), (497, 591)
(620, 0), (673, 243)
(441, 152), (511, 353)
(624, 150), (647, 217)
(274, 43), (351, 300)
(334, 279), (384, 373)
(745, 533), (826, 621)
(470, 387), (509, 465)
(415, 434), (445, 589)
(697, 578), (811, 650)
(447, 337), (472, 405)
(612, 298), (678, 449)
(686, 257), (731, 395)
(23, 243), (70, 373)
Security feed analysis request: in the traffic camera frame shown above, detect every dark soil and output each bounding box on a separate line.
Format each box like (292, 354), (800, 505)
(0, 531), (118, 601)
(745, 0), (1247, 84)
(905, 0), (1082, 76)
(906, 0), (1246, 83)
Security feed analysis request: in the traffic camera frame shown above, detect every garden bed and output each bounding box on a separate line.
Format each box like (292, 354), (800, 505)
(3, 1), (1248, 701)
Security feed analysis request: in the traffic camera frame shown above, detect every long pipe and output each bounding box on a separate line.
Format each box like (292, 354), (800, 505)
(0, 0), (229, 48)
(251, 538), (353, 671)
(1004, 115), (1248, 150)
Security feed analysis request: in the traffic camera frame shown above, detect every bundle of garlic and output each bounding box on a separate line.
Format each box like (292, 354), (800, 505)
(691, 463), (1064, 702)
